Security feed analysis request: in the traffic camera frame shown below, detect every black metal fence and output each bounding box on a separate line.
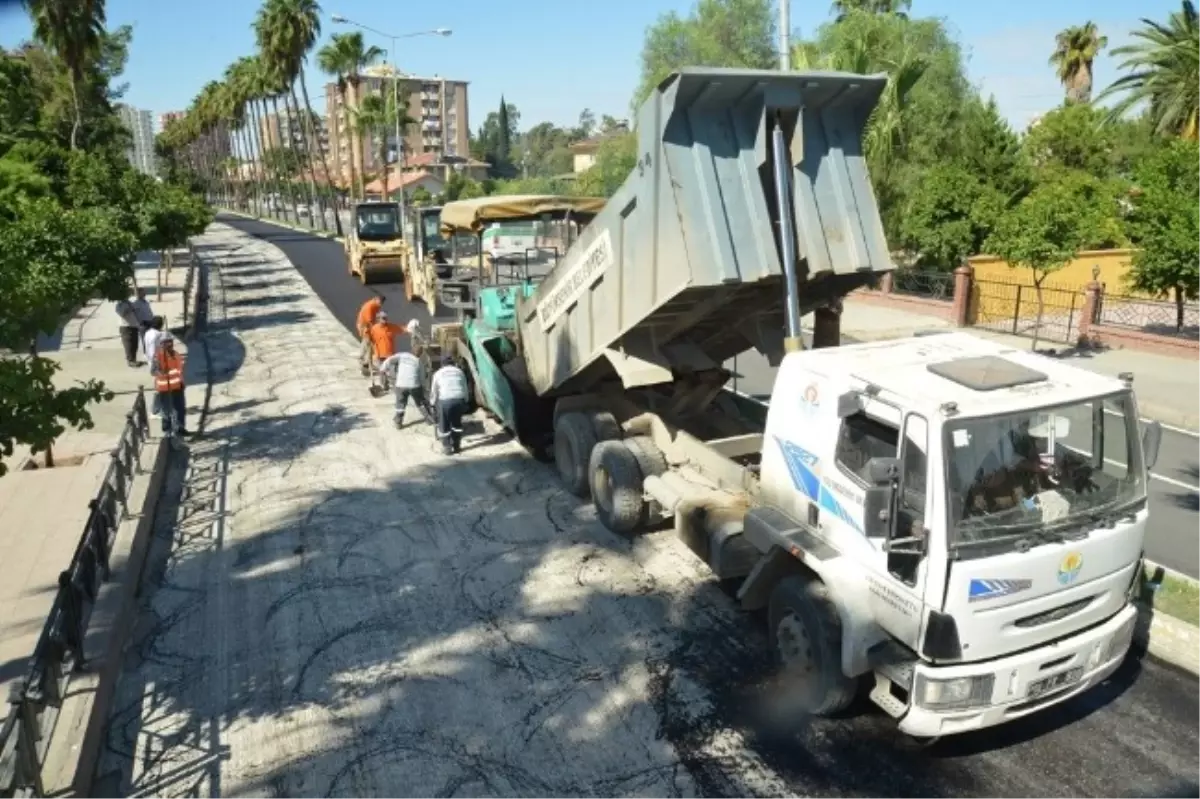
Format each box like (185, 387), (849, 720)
(181, 242), (209, 337)
(1095, 292), (1200, 340)
(0, 390), (151, 797)
(971, 278), (1084, 343)
(891, 269), (956, 302)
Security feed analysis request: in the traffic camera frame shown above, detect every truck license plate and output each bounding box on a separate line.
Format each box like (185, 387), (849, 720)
(1026, 666), (1083, 699)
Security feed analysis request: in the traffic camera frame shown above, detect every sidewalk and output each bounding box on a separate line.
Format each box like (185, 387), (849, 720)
(0, 251), (191, 716)
(834, 299), (1200, 432)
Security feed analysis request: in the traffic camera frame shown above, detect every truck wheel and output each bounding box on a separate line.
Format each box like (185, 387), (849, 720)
(590, 411), (623, 442)
(588, 440), (645, 534)
(554, 412), (597, 497)
(623, 436), (667, 478)
(767, 575), (857, 717)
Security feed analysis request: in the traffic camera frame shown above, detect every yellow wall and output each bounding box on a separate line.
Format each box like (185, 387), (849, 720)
(967, 249), (1154, 324)
(969, 249), (1145, 294)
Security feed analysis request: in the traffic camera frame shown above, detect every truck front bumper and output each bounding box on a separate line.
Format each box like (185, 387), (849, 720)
(899, 604), (1137, 738)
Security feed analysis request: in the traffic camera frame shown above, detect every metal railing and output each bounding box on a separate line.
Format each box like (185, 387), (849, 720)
(891, 269), (955, 301)
(1095, 292), (1200, 340)
(0, 390), (151, 797)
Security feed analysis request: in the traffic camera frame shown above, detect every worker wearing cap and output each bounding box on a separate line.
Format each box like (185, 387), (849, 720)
(150, 333), (188, 437)
(379, 344), (432, 428)
(367, 312), (419, 383)
(429, 354), (469, 454)
(356, 295), (386, 375)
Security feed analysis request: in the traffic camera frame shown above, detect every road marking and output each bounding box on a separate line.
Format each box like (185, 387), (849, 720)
(728, 387), (1200, 493)
(1102, 407), (1199, 438)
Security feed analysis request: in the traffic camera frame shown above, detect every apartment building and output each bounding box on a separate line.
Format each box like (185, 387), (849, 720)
(117, 104), (157, 177)
(258, 107), (330, 157)
(324, 70), (469, 187)
(158, 110), (186, 131)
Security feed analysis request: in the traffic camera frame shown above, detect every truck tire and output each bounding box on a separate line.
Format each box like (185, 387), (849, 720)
(591, 411), (623, 442)
(554, 412), (597, 497)
(588, 440), (645, 534)
(767, 574), (857, 717)
(623, 436), (667, 478)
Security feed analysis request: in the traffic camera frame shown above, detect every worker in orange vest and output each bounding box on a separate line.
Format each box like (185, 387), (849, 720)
(368, 312), (419, 388)
(151, 333), (189, 437)
(356, 295), (386, 375)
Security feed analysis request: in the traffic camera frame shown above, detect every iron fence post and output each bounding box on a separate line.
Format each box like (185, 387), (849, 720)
(1011, 285), (1022, 334)
(15, 693), (45, 797)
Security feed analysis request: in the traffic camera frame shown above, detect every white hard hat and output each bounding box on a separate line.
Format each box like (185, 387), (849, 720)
(377, 310), (388, 320)
(408, 318), (420, 330)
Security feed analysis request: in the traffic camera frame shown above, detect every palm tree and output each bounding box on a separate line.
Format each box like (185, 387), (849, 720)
(355, 90), (416, 199)
(1050, 22), (1108, 103)
(254, 0), (343, 234)
(317, 31), (383, 200)
(1097, 1), (1199, 140)
(22, 0), (107, 149)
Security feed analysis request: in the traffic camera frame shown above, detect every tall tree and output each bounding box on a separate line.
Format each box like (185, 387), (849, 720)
(634, 0), (776, 107)
(1050, 22), (1108, 103)
(356, 90), (415, 198)
(1097, 0), (1199, 140)
(256, 0), (320, 226)
(832, 0), (911, 22)
(1123, 138), (1200, 329)
(21, 0), (108, 149)
(496, 96), (511, 173)
(316, 31), (382, 199)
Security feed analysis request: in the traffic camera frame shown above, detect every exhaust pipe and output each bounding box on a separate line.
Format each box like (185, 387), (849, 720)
(770, 114), (803, 352)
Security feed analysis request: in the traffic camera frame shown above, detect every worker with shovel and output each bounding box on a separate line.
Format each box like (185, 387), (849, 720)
(356, 294), (385, 376)
(379, 344), (432, 428)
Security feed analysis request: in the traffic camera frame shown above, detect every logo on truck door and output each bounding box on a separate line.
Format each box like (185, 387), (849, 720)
(773, 437), (862, 534)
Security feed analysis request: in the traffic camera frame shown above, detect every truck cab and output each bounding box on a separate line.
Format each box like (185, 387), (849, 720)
(748, 332), (1156, 736)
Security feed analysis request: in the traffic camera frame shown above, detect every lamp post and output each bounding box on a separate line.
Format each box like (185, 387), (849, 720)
(330, 15), (451, 226)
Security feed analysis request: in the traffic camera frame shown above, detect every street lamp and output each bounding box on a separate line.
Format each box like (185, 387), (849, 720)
(330, 14), (452, 226)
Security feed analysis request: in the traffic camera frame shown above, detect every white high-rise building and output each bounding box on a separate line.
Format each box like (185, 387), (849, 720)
(117, 104), (157, 177)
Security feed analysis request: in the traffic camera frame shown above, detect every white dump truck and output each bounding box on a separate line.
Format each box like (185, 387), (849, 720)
(432, 67), (1163, 737)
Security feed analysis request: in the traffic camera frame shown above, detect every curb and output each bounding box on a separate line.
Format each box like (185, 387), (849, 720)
(219, 208), (344, 242)
(37, 435), (173, 796)
(1136, 558), (1200, 675)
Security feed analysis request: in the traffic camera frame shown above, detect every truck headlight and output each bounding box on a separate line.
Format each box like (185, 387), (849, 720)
(915, 674), (995, 710)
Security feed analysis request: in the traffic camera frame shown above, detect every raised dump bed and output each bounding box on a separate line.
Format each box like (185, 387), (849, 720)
(514, 67), (896, 398)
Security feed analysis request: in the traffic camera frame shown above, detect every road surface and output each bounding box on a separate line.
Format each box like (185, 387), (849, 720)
(220, 213), (1200, 580)
(131, 214), (1196, 798)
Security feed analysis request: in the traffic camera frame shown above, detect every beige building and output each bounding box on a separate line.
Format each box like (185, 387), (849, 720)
(325, 70), (469, 188)
(568, 123), (631, 173)
(258, 108), (330, 159)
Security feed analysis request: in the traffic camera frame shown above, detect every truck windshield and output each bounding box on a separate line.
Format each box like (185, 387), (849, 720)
(356, 207), (400, 240)
(944, 392), (1145, 547)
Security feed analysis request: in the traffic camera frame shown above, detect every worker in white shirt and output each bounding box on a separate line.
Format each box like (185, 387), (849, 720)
(114, 288), (154, 367)
(142, 316), (165, 367)
(379, 345), (432, 428)
(429, 355), (470, 454)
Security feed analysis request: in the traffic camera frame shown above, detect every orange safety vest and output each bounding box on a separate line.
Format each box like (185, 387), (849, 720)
(368, 321), (407, 359)
(357, 297), (382, 334)
(154, 351), (185, 393)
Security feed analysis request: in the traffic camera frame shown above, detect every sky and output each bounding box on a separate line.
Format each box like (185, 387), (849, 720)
(0, 0), (1180, 135)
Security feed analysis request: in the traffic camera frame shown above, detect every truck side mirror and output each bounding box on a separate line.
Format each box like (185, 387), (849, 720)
(861, 456), (901, 538)
(1142, 421), (1162, 471)
(836, 391), (863, 418)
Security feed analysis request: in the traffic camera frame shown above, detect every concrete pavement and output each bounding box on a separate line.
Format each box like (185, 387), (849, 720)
(94, 220), (1200, 798)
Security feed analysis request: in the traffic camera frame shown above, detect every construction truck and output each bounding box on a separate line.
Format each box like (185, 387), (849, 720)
(429, 67), (1162, 738)
(344, 201), (409, 285)
(407, 195), (603, 319)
